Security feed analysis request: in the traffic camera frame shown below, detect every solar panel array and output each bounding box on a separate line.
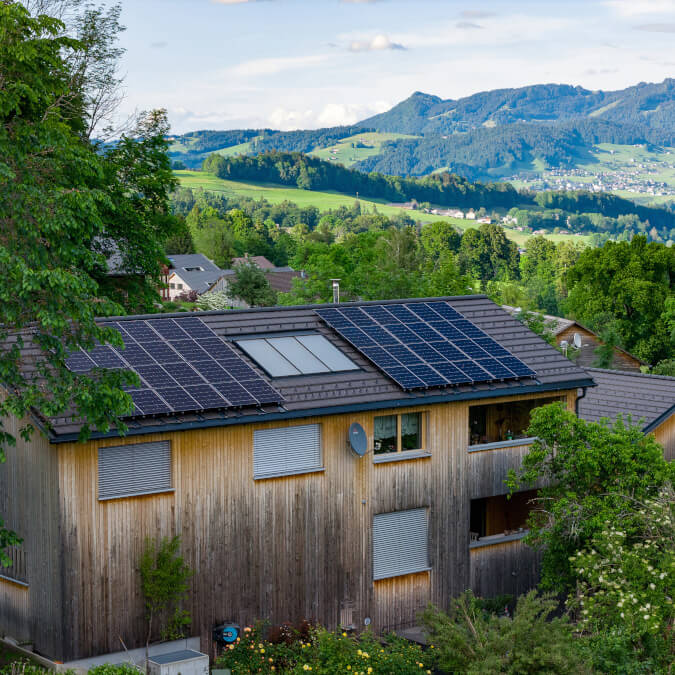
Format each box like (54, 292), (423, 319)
(316, 302), (536, 391)
(66, 316), (283, 416)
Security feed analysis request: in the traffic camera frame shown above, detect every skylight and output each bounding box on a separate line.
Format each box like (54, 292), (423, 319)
(237, 333), (359, 377)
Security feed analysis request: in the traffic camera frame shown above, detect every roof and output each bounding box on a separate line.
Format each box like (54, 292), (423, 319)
(45, 295), (593, 442)
(167, 254), (223, 293)
(577, 368), (675, 433)
(502, 305), (576, 335)
(231, 255), (275, 269)
(501, 306), (645, 365)
(210, 267), (302, 294)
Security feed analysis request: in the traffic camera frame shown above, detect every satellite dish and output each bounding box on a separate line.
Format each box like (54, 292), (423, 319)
(573, 332), (583, 349)
(349, 422), (368, 457)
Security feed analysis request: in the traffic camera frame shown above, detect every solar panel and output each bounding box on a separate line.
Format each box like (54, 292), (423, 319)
(65, 316), (284, 416)
(316, 301), (536, 391)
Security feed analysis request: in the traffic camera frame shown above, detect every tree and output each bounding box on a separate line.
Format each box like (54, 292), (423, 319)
(458, 224), (520, 282)
(564, 237), (674, 364)
(507, 403), (674, 592)
(140, 536), (192, 661)
(228, 263), (277, 307)
(0, 3), (175, 557)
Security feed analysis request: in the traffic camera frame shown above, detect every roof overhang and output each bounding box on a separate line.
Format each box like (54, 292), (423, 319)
(48, 377), (596, 444)
(643, 403), (675, 434)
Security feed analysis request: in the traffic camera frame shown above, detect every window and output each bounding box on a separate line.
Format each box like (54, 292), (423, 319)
(169, 283), (175, 289)
(373, 508), (430, 580)
(237, 333), (359, 377)
(183, 266), (204, 272)
(374, 412), (423, 455)
(469, 397), (562, 446)
(470, 489), (537, 542)
(98, 441), (172, 500)
(177, 283), (183, 289)
(253, 424), (322, 479)
(0, 545), (26, 585)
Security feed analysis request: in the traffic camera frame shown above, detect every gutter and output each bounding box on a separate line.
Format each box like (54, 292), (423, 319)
(575, 386), (588, 416)
(50, 377), (596, 444)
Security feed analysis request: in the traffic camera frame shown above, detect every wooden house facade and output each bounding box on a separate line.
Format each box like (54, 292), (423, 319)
(0, 296), (594, 662)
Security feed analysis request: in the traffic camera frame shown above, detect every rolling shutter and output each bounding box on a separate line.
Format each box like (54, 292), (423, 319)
(98, 441), (172, 500)
(253, 424), (322, 479)
(373, 508), (429, 580)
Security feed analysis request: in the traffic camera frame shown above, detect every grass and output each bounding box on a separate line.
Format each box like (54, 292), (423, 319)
(175, 170), (590, 247)
(309, 131), (420, 167)
(0, 644), (39, 669)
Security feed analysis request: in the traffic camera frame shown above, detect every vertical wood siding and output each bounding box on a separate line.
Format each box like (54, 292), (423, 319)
(470, 539), (542, 598)
(52, 389), (575, 660)
(0, 412), (63, 657)
(654, 415), (675, 462)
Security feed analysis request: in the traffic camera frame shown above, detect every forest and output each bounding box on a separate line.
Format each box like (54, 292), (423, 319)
(200, 151), (675, 240)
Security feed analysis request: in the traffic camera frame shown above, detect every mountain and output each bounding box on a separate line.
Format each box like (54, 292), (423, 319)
(169, 79), (675, 194)
(358, 80), (675, 139)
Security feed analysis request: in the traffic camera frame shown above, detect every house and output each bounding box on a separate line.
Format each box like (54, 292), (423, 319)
(577, 368), (675, 461)
(0, 296), (594, 663)
(477, 217), (492, 225)
(502, 306), (645, 372)
(208, 265), (303, 308)
(166, 254), (224, 300)
(230, 255), (276, 270)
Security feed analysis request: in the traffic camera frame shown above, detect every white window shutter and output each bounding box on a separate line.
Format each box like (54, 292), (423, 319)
(253, 424), (322, 479)
(98, 441), (172, 500)
(373, 508), (429, 580)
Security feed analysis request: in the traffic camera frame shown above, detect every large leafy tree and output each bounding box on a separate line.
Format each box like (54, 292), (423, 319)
(564, 236), (674, 364)
(0, 2), (176, 559)
(458, 223), (520, 282)
(507, 403), (674, 592)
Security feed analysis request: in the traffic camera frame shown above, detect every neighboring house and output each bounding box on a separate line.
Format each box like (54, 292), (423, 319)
(578, 368), (675, 461)
(0, 296), (594, 662)
(230, 254), (276, 269)
(166, 254), (224, 300)
(502, 306), (645, 371)
(208, 265), (303, 308)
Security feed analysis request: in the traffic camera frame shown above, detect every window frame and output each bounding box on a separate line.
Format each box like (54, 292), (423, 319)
(235, 331), (360, 379)
(97, 440), (173, 501)
(253, 423), (324, 480)
(373, 411), (428, 462)
(372, 508), (431, 581)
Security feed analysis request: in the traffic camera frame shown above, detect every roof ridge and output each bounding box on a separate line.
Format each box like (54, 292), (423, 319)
(101, 295), (491, 323)
(585, 367), (675, 382)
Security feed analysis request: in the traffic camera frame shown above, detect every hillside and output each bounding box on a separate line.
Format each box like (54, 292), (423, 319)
(174, 170), (587, 247)
(167, 79), (675, 203)
(358, 80), (675, 140)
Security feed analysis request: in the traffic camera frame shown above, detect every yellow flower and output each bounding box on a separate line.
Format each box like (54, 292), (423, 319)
(367, 668), (373, 674)
(357, 650), (362, 656)
(244, 627), (251, 633)
(303, 666), (310, 671)
(260, 648), (265, 654)
(258, 644), (263, 649)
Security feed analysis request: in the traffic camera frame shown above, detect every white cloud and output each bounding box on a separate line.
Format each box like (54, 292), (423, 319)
(227, 54), (330, 77)
(266, 101), (390, 130)
(348, 34), (405, 52)
(456, 21), (482, 29)
(604, 0), (675, 16)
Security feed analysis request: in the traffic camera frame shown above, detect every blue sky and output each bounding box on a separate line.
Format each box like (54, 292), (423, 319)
(116, 0), (675, 134)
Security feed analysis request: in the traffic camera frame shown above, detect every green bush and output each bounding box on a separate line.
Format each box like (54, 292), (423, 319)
(215, 622), (430, 674)
(422, 590), (593, 674)
(88, 666), (140, 675)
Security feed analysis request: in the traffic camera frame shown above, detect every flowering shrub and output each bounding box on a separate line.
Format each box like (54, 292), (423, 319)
(195, 290), (231, 311)
(214, 622), (429, 674)
(569, 485), (674, 668)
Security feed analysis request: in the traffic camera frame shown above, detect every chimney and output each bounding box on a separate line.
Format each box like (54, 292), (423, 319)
(331, 279), (340, 304)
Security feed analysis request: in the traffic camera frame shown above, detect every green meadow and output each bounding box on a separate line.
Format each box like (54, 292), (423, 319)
(310, 131), (420, 167)
(175, 171), (590, 247)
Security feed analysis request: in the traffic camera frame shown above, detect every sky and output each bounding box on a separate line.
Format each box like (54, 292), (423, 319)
(115, 0), (675, 135)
